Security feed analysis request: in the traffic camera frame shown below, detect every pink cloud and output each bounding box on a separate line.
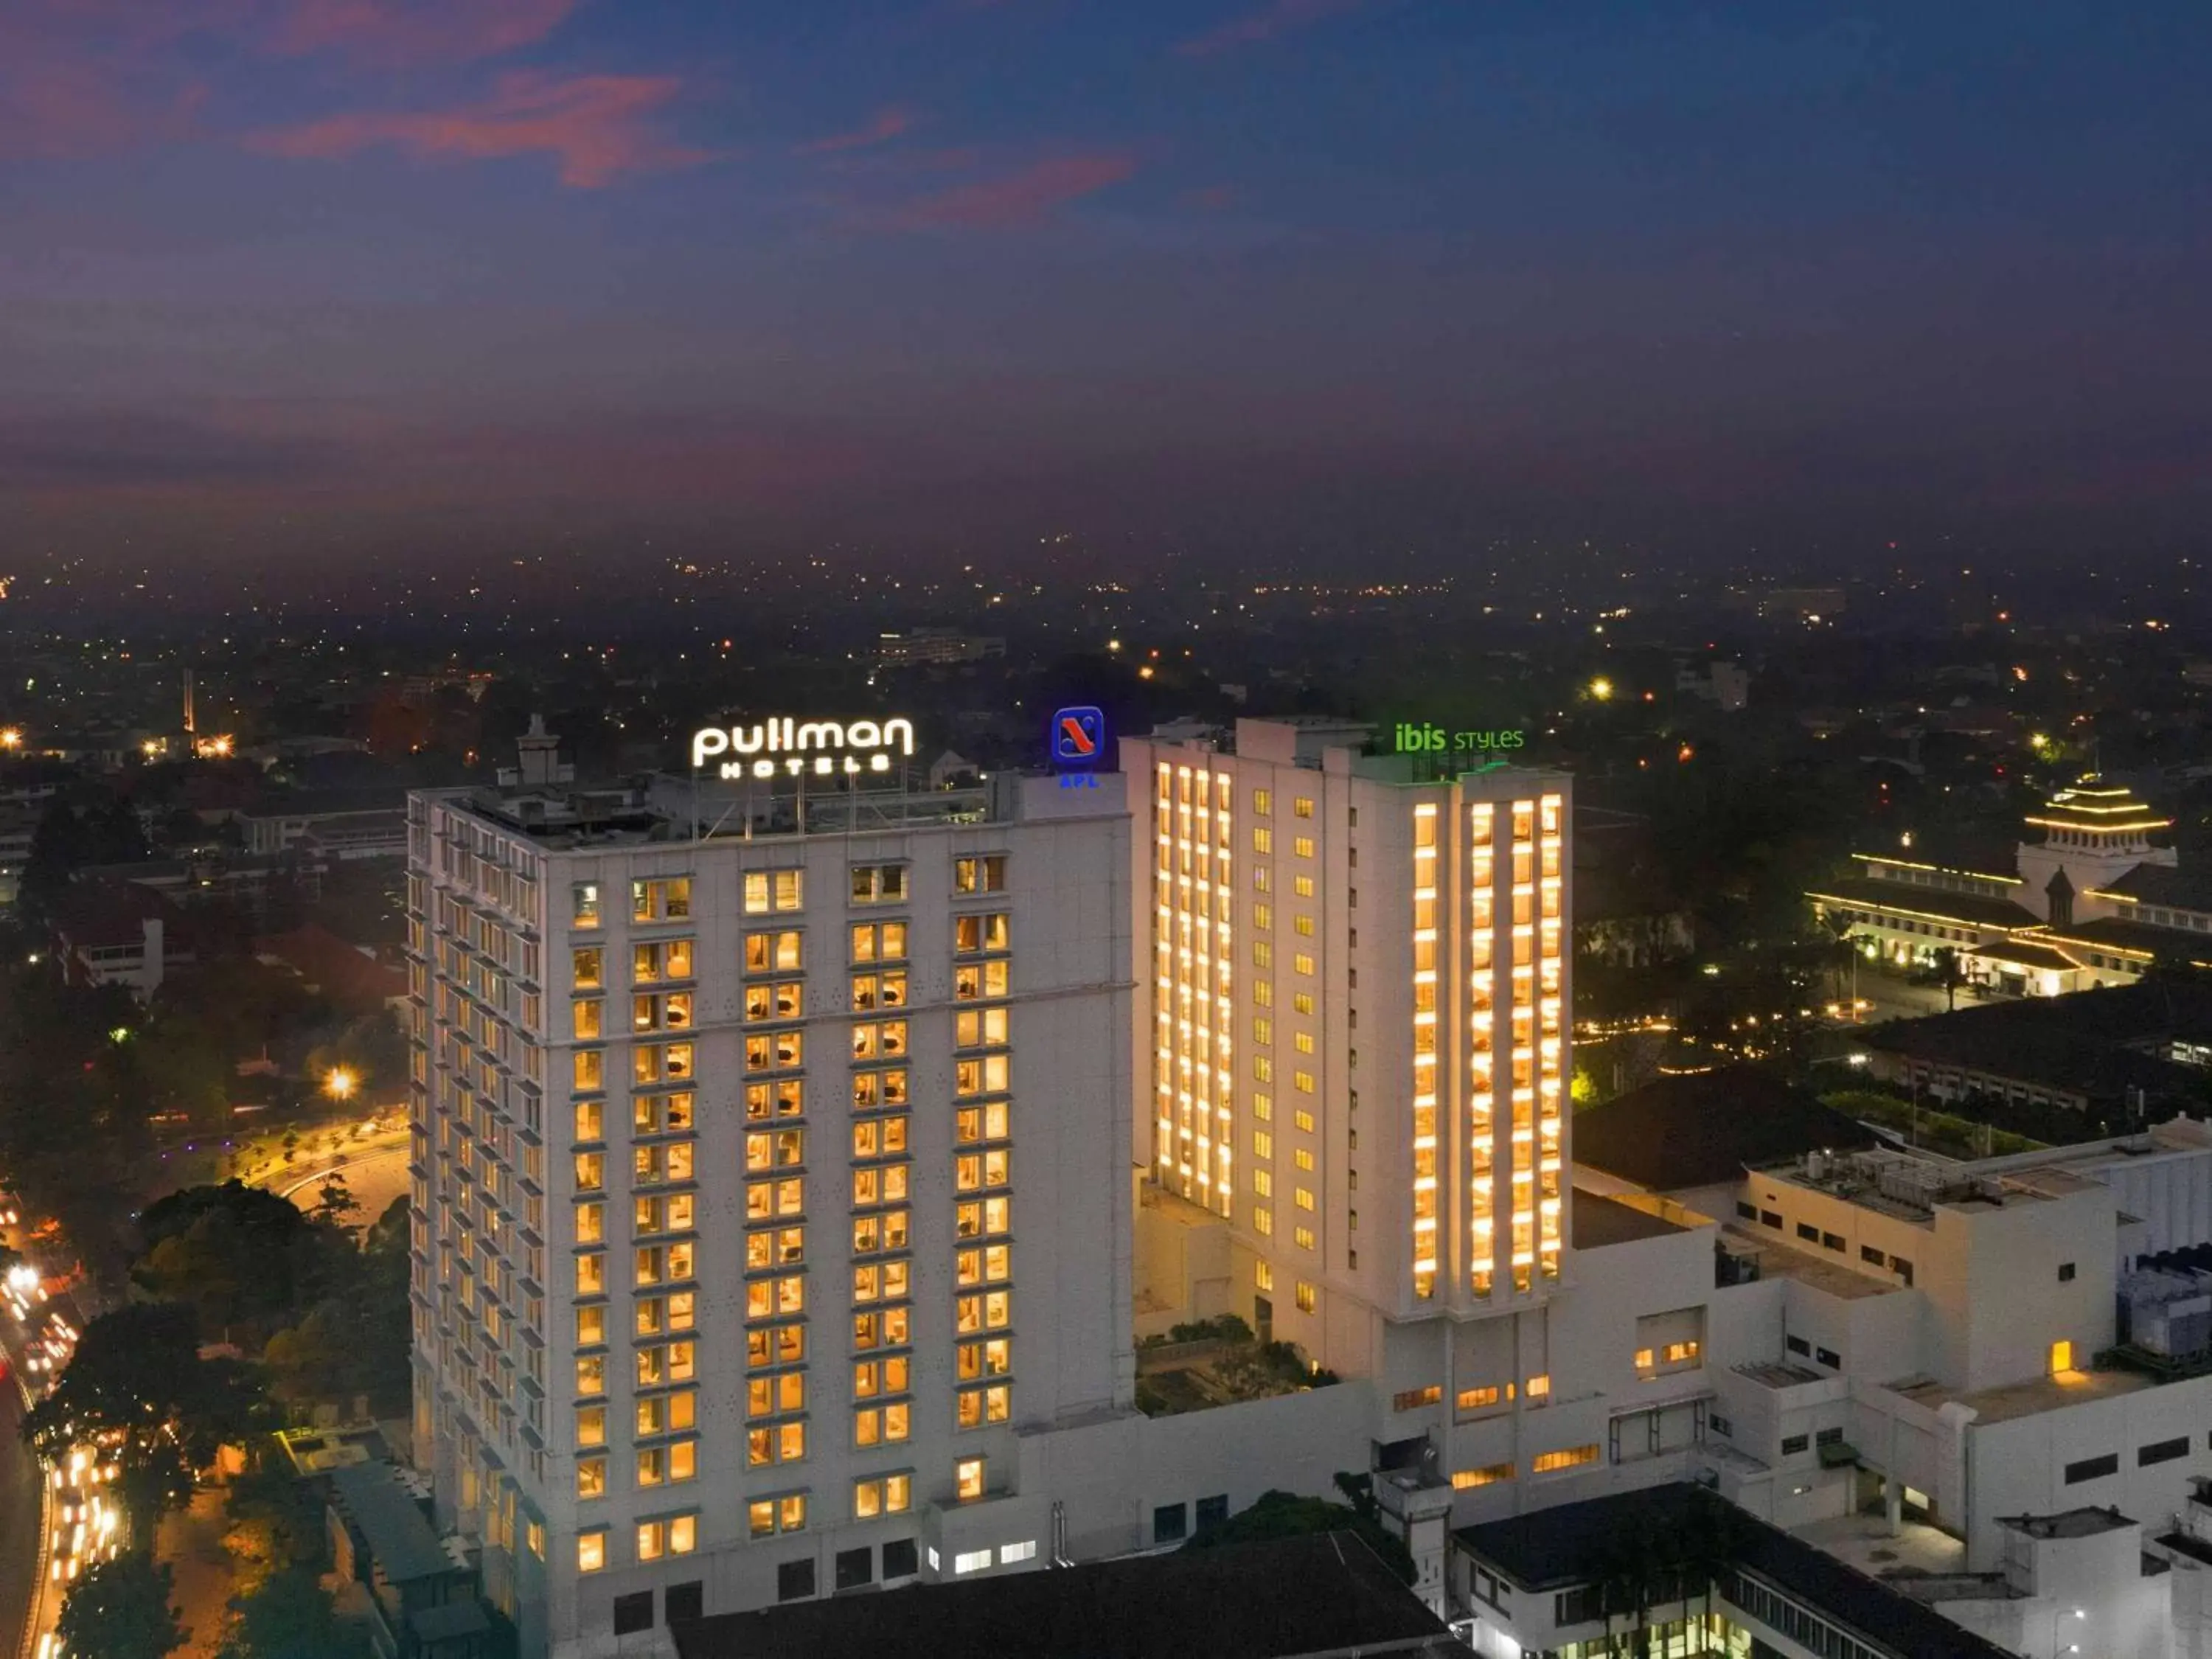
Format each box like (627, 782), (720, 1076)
(261, 0), (582, 66)
(796, 105), (914, 157)
(1175, 0), (1369, 58)
(900, 152), (1137, 229)
(250, 70), (712, 188)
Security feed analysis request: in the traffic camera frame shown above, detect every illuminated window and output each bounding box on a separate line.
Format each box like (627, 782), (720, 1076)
(2051, 1339), (2074, 1373)
(745, 929), (804, 972)
(1526, 1374), (1551, 1401)
(1293, 837), (1314, 858)
(1253, 788), (1272, 815)
(577, 1529), (606, 1573)
(748, 1495), (807, 1537)
(630, 878), (692, 923)
(956, 1458), (986, 1501)
(956, 1385), (1012, 1428)
(572, 1100), (602, 1141)
(1294, 953), (1314, 975)
(1532, 1444), (1601, 1474)
(1391, 1385), (1441, 1411)
(955, 855), (1008, 894)
(953, 913), (1010, 954)
(1452, 1464), (1515, 1489)
(1294, 1279), (1316, 1310)
(572, 884), (602, 928)
(572, 1050), (604, 1092)
(575, 1454), (607, 1500)
(744, 869), (804, 914)
(1456, 1385), (1500, 1413)
(854, 1474), (913, 1519)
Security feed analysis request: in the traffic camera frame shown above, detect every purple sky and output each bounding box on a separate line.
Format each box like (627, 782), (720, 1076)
(2, 0), (2209, 568)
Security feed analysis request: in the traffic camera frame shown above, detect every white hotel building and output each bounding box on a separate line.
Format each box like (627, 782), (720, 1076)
(406, 726), (1134, 1657)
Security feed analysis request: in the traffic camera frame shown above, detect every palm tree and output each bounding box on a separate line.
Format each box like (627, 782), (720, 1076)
(1928, 945), (1964, 1012)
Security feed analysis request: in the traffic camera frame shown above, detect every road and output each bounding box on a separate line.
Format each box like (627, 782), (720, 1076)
(0, 1351), (39, 1659)
(272, 1138), (409, 1225)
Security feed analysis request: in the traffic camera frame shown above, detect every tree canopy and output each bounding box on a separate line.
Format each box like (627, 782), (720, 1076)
(23, 1301), (269, 1532)
(1181, 1486), (1416, 1586)
(55, 1552), (186, 1659)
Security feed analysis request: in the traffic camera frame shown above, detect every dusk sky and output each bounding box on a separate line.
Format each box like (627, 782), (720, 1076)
(3, 0), (2209, 565)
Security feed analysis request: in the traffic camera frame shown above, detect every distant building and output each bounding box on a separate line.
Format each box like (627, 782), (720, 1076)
(0, 804), (35, 909)
(874, 629), (1006, 667)
(1808, 775), (2206, 996)
(1858, 979), (2212, 1120)
(1675, 659), (1750, 711)
(240, 794), (409, 858)
(254, 924), (408, 1017)
(52, 881), (194, 998)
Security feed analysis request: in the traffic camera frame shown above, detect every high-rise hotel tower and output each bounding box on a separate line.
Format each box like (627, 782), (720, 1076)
(1120, 720), (1574, 1427)
(405, 725), (1133, 1658)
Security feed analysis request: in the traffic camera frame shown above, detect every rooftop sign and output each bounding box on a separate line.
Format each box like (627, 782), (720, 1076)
(1392, 722), (1526, 755)
(693, 717), (916, 779)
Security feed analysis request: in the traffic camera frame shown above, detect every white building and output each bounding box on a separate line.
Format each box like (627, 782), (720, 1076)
(414, 716), (2212, 1659)
(406, 726), (1134, 1657)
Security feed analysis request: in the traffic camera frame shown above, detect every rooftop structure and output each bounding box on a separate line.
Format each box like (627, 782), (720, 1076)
(1573, 1068), (1880, 1197)
(668, 1531), (1453, 1659)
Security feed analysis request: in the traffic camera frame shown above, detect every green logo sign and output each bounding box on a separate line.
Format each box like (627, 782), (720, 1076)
(1392, 723), (1527, 756)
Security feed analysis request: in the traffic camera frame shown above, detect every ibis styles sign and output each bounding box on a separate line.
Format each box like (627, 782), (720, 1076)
(1392, 722), (1527, 754)
(692, 717), (917, 779)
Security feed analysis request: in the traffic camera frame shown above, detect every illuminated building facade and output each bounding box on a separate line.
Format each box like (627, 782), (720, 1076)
(1121, 720), (1572, 1402)
(406, 733), (1133, 1658)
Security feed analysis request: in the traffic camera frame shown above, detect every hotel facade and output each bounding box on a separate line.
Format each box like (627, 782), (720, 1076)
(405, 734), (1134, 1655)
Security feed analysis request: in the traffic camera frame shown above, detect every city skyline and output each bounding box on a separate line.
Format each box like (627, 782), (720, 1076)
(5, 0), (2211, 565)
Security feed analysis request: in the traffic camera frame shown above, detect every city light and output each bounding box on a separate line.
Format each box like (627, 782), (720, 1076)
(1587, 678), (1613, 701)
(324, 1067), (358, 1102)
(0, 727), (19, 751)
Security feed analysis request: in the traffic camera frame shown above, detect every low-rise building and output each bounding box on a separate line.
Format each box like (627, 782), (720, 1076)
(1809, 776), (2211, 995)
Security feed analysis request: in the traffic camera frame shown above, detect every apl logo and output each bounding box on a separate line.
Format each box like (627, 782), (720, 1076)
(1052, 706), (1105, 787)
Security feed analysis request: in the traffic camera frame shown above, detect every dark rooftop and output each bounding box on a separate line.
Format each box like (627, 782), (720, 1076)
(2091, 864), (2212, 914)
(1863, 981), (2212, 1107)
(669, 1531), (1454, 1659)
(2039, 916), (2212, 967)
(327, 1463), (456, 1587)
(1573, 1068), (1880, 1192)
(1572, 1189), (1691, 1249)
(1455, 1482), (2014, 1659)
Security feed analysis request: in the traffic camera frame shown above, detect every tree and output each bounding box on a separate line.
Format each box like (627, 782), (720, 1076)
(218, 1564), (371, 1659)
(310, 1179), (359, 1228)
(133, 1183), (354, 1344)
(24, 1302), (268, 1535)
(1926, 945), (1965, 1012)
(1183, 1486), (1416, 1586)
(55, 1552), (186, 1659)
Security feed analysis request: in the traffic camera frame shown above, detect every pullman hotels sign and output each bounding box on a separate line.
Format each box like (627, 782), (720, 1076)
(692, 717), (917, 779)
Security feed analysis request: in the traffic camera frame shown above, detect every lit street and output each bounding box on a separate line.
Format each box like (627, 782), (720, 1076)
(269, 1135), (409, 1223)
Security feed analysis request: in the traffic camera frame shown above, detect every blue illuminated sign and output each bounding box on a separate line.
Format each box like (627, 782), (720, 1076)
(1051, 706), (1105, 788)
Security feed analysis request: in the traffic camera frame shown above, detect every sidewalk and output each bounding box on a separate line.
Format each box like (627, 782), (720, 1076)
(156, 1488), (236, 1659)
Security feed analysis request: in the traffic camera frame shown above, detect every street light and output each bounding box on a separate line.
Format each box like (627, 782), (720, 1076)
(0, 728), (20, 751)
(324, 1068), (357, 1102)
(1588, 678), (1614, 701)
